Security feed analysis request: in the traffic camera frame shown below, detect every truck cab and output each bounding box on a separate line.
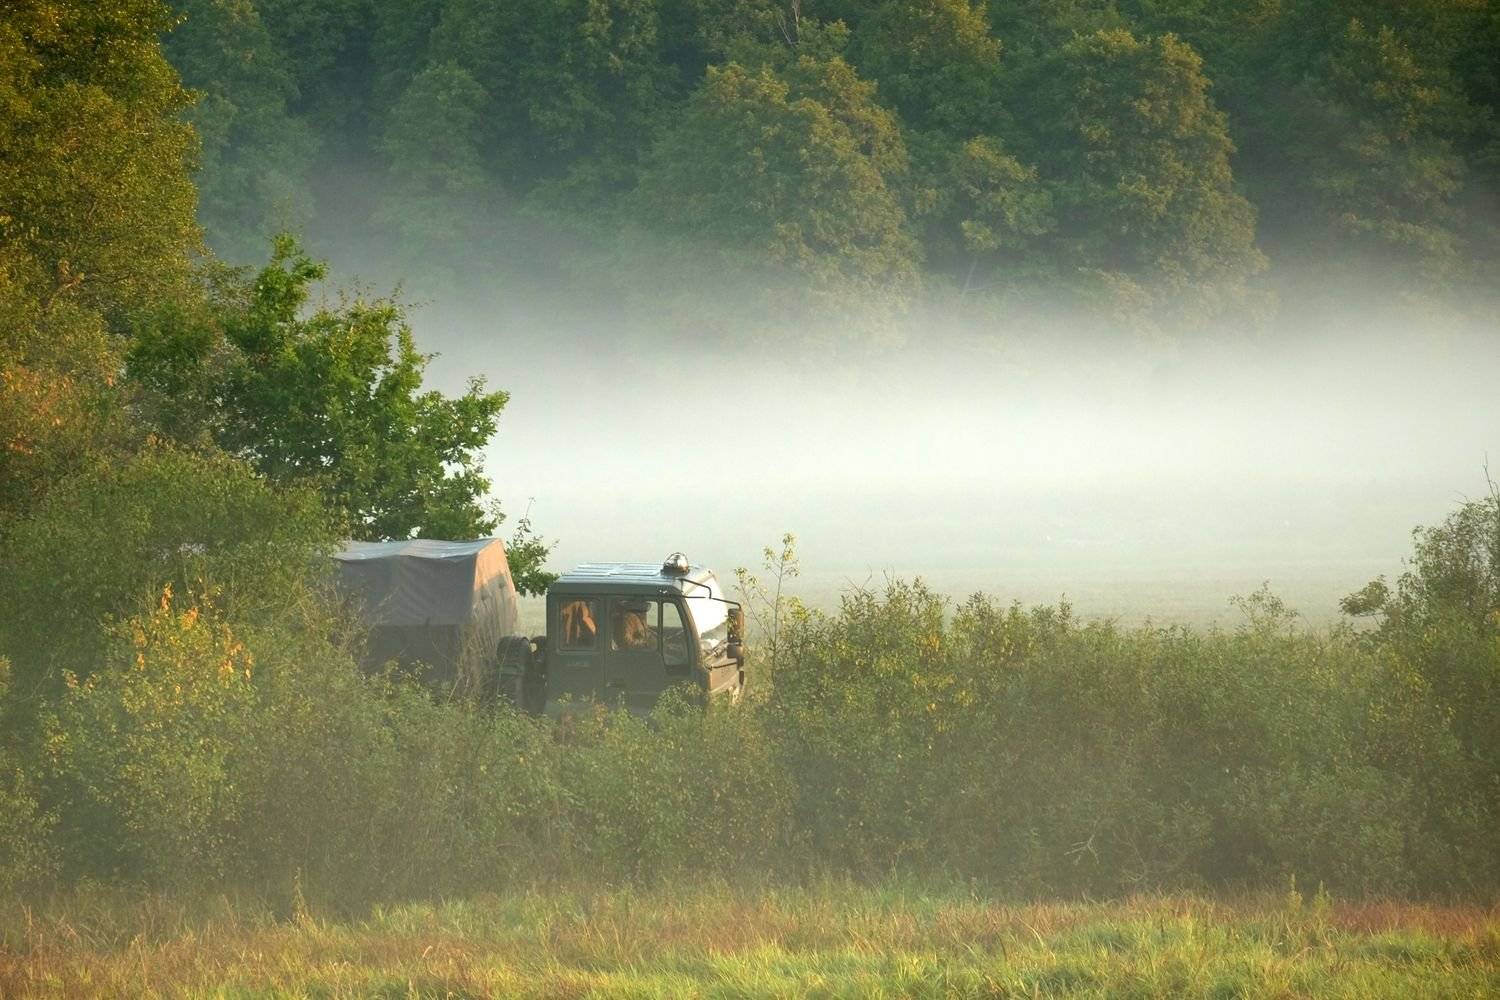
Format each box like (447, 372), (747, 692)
(527, 554), (744, 713)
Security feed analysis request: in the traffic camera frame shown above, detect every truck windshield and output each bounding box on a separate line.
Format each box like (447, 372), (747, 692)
(684, 585), (730, 657)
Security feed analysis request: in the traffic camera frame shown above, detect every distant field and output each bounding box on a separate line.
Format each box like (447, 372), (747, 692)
(517, 562), (1384, 636)
(3, 885), (1495, 997)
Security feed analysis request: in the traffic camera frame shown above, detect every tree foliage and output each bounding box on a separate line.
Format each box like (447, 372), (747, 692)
(634, 57), (920, 312)
(1019, 29), (1267, 320)
(165, 0), (317, 263)
(116, 0), (1500, 327)
(0, 0), (201, 520)
(128, 236), (513, 542)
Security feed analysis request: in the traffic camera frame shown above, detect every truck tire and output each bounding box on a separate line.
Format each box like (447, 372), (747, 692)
(522, 635), (548, 715)
(496, 635), (532, 710)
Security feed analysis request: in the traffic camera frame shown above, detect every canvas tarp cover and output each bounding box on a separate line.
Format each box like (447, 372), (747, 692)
(334, 538), (519, 695)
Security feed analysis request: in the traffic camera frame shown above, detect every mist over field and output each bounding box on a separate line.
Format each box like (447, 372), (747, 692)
(344, 268), (1496, 624)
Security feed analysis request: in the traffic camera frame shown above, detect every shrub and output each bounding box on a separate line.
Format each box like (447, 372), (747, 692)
(48, 589), (257, 886)
(0, 442), (334, 698)
(0, 657), (56, 893)
(557, 689), (794, 880)
(1227, 764), (1418, 896)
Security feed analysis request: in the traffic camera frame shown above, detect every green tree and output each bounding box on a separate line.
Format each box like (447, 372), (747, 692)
(125, 238), (554, 586)
(367, 0), (446, 116)
(0, 0), (200, 520)
(254, 0), (374, 134)
(1342, 491), (1500, 768)
(632, 57), (921, 319)
(424, 0), (674, 189)
(1187, 1), (1490, 296)
(172, 237), (509, 540)
(914, 135), (1054, 291)
(0, 0), (200, 318)
(657, 0), (782, 78)
(1019, 29), (1266, 323)
(375, 61), (494, 279)
(165, 0), (316, 261)
(850, 0), (1005, 136)
(1262, 19), (1467, 289)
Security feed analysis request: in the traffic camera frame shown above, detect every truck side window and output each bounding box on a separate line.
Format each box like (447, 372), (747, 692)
(558, 598), (599, 651)
(661, 601), (690, 671)
(610, 599), (658, 651)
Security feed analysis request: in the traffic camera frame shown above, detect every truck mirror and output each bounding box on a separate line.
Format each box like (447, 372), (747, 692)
(728, 641), (745, 665)
(729, 607), (745, 640)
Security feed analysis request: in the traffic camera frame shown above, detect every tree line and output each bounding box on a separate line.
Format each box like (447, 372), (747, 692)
(165, 0), (1500, 329)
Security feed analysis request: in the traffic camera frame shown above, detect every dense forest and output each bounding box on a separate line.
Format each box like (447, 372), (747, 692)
(2, 0), (1499, 915)
(160, 0), (1500, 332)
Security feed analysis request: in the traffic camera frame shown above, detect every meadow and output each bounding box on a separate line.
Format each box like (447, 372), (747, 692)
(4, 884), (1497, 998)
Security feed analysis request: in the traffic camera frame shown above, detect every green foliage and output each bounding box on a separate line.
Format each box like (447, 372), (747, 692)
(632, 57), (921, 322)
(6, 504), (1500, 905)
(0, 0), (200, 319)
(1228, 765), (1418, 896)
(1344, 493), (1500, 780)
(49, 590), (260, 885)
(557, 692), (794, 879)
(1019, 29), (1267, 323)
(375, 62), (493, 277)
(1211, 2), (1489, 297)
(906, 133), (1055, 291)
(0, 658), (57, 894)
(165, 0), (317, 262)
(218, 237), (509, 540)
(128, 0), (1500, 331)
(424, 0), (674, 188)
(0, 443), (334, 697)
(1290, 20), (1466, 287)
(226, 631), (567, 905)
(851, 0), (1005, 136)
(127, 236), (518, 544)
(0, 0), (200, 520)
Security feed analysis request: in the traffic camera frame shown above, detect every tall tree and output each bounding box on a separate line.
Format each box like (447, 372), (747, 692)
(1184, 0), (1488, 295)
(165, 0), (316, 262)
(422, 0), (674, 190)
(1019, 29), (1266, 322)
(0, 0), (200, 520)
(374, 61), (494, 282)
(851, 0), (1005, 136)
(129, 236), (512, 542)
(632, 57), (921, 318)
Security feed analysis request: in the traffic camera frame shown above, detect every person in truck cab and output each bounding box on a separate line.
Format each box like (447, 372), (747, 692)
(611, 602), (656, 651)
(559, 598), (597, 647)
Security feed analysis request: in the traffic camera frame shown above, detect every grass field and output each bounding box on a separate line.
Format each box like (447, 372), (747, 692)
(3, 884), (1496, 998)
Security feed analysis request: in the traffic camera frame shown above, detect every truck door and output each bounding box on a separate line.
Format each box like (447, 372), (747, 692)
(605, 598), (691, 712)
(548, 596), (605, 707)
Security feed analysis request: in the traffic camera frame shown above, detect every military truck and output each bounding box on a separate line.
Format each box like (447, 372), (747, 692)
(334, 541), (744, 712)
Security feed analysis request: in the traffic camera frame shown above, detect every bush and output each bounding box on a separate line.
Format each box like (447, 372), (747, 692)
(0, 442), (334, 698)
(0, 658), (56, 893)
(557, 690), (794, 880)
(48, 589), (257, 886)
(13, 503), (1500, 905)
(1228, 764), (1418, 896)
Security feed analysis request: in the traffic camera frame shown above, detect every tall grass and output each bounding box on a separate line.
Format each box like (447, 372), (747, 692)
(2, 883), (1496, 997)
